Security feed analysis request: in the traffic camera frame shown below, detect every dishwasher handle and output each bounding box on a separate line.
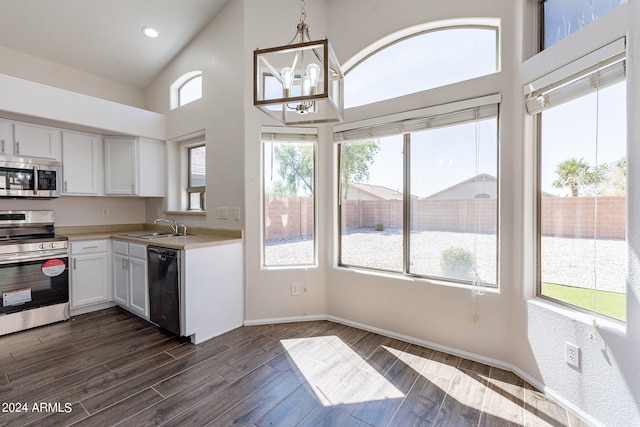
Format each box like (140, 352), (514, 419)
(147, 246), (179, 260)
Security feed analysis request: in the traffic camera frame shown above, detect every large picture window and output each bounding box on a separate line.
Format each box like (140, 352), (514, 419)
(527, 44), (627, 321)
(337, 96), (499, 286)
(262, 129), (317, 267)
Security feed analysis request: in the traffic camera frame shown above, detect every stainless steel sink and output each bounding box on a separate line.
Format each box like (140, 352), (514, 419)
(124, 232), (179, 239)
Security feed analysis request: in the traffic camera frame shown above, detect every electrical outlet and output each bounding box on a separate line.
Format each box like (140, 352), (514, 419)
(217, 207), (228, 220)
(234, 207), (241, 221)
(565, 342), (580, 369)
(291, 282), (300, 296)
(102, 208), (109, 217)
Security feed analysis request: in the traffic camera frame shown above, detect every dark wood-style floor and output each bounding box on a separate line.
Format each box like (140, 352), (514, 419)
(0, 307), (588, 427)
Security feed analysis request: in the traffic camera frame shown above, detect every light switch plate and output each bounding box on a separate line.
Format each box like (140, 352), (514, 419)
(217, 207), (228, 220)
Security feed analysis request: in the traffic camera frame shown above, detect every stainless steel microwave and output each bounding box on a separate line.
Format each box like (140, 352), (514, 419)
(0, 158), (61, 198)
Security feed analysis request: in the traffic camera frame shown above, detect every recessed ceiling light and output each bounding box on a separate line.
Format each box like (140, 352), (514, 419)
(142, 26), (159, 39)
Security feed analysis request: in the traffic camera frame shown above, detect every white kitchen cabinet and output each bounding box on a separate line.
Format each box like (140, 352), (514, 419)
(104, 136), (164, 197)
(183, 241), (244, 344)
(128, 243), (148, 318)
(61, 131), (102, 195)
(0, 119), (13, 157)
(13, 122), (61, 160)
(111, 240), (149, 319)
(70, 240), (111, 311)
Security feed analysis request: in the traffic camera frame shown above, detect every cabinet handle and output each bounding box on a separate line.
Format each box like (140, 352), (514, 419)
(64, 180), (68, 192)
(1, 139), (4, 153)
(82, 245), (98, 250)
(132, 183), (136, 193)
(73, 258), (77, 270)
(15, 141), (19, 154)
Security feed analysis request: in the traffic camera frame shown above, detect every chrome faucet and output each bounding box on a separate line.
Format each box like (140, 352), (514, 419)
(178, 224), (188, 236)
(154, 217), (178, 234)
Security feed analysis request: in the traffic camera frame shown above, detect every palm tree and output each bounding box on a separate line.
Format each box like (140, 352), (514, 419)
(552, 157), (598, 197)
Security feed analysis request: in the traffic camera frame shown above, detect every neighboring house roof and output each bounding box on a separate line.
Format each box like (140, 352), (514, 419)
(425, 173), (497, 200)
(348, 182), (404, 200)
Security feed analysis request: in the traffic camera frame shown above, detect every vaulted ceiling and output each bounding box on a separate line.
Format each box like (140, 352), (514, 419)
(0, 0), (229, 88)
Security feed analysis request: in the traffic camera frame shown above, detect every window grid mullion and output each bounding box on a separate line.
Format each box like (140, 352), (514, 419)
(403, 133), (411, 275)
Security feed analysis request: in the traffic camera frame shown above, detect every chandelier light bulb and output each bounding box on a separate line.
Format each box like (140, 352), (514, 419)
(306, 63), (321, 87)
(281, 67), (293, 90)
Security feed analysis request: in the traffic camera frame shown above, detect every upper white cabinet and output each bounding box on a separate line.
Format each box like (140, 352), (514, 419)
(62, 131), (102, 195)
(104, 136), (164, 197)
(0, 119), (13, 157)
(13, 122), (61, 160)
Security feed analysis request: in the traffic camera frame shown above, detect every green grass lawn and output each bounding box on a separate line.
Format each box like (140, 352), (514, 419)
(541, 282), (626, 322)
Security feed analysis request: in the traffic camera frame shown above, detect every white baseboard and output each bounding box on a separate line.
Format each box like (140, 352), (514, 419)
(70, 301), (116, 317)
(243, 314), (327, 326)
(243, 313), (601, 427)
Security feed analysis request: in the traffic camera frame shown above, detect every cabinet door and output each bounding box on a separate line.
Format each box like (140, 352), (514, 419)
(71, 253), (110, 308)
(0, 119), (13, 157)
(112, 253), (129, 306)
(138, 138), (165, 197)
(62, 131), (101, 195)
(14, 123), (61, 160)
(129, 256), (148, 318)
(104, 137), (137, 195)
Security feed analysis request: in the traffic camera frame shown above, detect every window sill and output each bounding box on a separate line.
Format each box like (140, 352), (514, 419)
(334, 265), (500, 294)
(164, 210), (206, 216)
(528, 297), (627, 337)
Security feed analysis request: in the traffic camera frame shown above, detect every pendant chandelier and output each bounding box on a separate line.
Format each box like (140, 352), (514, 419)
(253, 0), (344, 125)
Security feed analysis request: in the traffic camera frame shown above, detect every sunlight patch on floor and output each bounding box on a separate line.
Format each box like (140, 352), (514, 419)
(281, 336), (405, 406)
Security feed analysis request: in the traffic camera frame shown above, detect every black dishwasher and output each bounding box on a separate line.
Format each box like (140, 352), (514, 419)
(147, 246), (181, 336)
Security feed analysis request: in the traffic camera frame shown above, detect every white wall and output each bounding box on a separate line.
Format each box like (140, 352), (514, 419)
(0, 46), (144, 108)
(144, 0), (245, 231)
(242, 0), (329, 322)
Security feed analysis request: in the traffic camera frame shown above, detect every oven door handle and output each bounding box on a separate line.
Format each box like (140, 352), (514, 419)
(0, 250), (69, 265)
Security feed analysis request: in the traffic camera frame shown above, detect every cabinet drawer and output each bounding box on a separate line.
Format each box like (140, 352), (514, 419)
(112, 240), (129, 256)
(71, 239), (108, 255)
(129, 243), (147, 259)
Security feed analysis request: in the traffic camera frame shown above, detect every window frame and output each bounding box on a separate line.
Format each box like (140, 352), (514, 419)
(186, 144), (206, 211)
(539, 0), (627, 51)
(343, 24), (500, 109)
(170, 71), (202, 110)
(178, 74), (203, 108)
(261, 128), (318, 269)
(528, 42), (627, 322)
(335, 96), (500, 287)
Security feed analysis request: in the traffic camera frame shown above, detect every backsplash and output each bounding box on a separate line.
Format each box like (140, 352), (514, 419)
(0, 197), (146, 226)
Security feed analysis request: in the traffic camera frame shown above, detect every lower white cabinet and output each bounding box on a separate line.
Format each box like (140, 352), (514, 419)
(112, 240), (149, 319)
(70, 240), (110, 309)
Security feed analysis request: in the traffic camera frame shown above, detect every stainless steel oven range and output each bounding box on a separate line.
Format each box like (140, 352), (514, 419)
(0, 210), (69, 335)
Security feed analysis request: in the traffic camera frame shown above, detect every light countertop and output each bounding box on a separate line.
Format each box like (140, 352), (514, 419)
(58, 224), (243, 250)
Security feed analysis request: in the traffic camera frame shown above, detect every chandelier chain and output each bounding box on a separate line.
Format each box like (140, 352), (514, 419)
(300, 0), (307, 23)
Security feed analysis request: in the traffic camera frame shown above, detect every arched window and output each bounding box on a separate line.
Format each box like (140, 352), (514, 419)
(170, 71), (202, 109)
(344, 26), (499, 108)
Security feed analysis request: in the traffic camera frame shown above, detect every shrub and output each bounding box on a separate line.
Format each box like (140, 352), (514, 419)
(373, 223), (385, 231)
(440, 247), (475, 280)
